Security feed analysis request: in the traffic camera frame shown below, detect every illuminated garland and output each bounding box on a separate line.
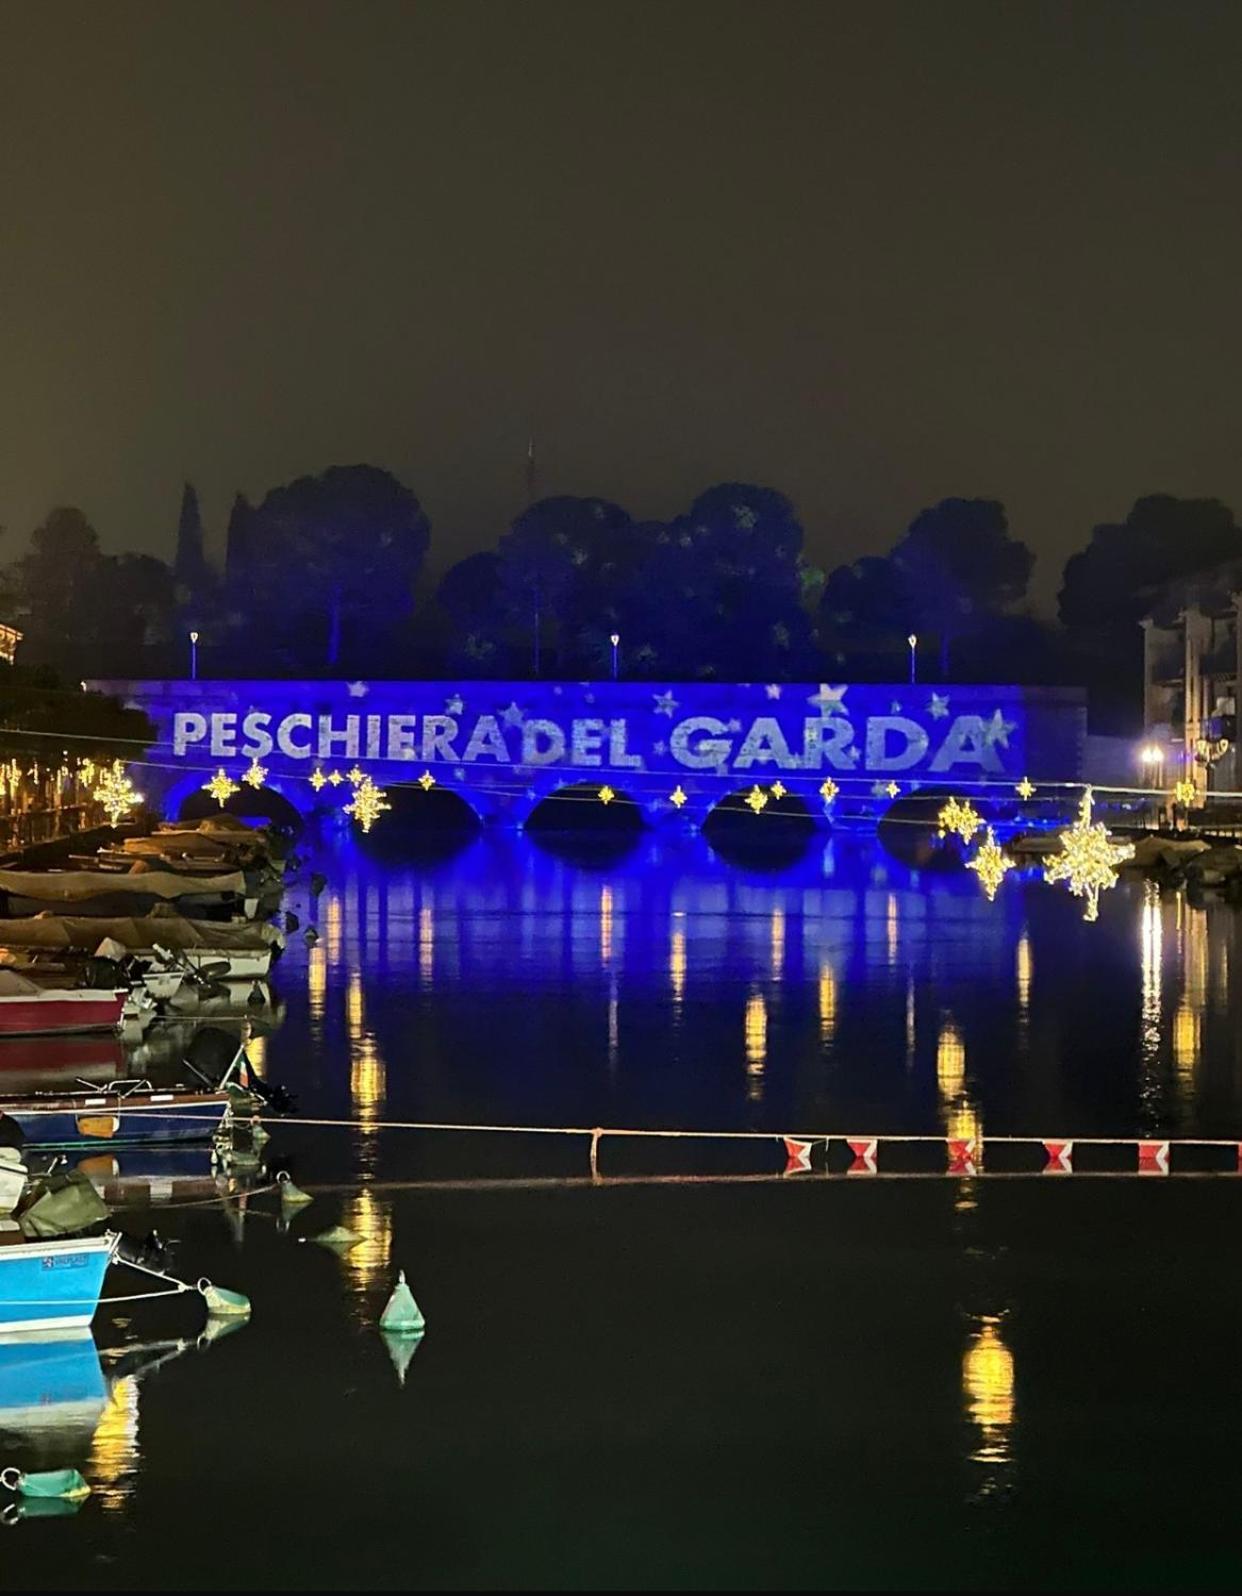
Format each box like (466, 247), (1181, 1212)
(746, 785), (769, 814)
(1044, 787), (1134, 922)
(1173, 778), (1197, 808)
(669, 785), (688, 808)
(1016, 776), (1035, 801)
(242, 757), (268, 789)
(819, 778), (838, 804)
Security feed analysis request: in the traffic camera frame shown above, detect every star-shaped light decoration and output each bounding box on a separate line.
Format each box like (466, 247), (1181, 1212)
(764, 684), (782, 699)
(770, 780), (788, 800)
(1043, 787), (1135, 922)
(928, 692), (950, 720)
(937, 795), (982, 845)
(444, 694), (464, 715)
(653, 690), (679, 718)
(327, 770), (345, 787)
(808, 683), (848, 713)
(309, 767), (329, 792)
(344, 776), (391, 834)
(418, 770), (436, 792)
(669, 785), (688, 809)
(501, 702), (526, 728)
(745, 785), (769, 813)
(93, 760), (142, 826)
(203, 768), (239, 807)
(1016, 776), (1035, 801)
(890, 700), (902, 714)
(346, 681), (369, 698)
(1173, 778), (1197, 808)
(983, 709), (1016, 749)
(346, 765), (366, 787)
(242, 757), (268, 789)
(879, 780), (900, 799)
(966, 828), (1015, 901)
(598, 785), (615, 805)
(819, 777), (839, 804)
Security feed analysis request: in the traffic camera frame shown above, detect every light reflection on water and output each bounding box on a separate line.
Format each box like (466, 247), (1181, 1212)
(962, 1314), (1016, 1492)
(87, 1374), (140, 1512)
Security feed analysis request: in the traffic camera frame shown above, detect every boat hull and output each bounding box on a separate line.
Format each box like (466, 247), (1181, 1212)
(0, 990), (125, 1039)
(4, 1093), (234, 1148)
(0, 1235), (117, 1334)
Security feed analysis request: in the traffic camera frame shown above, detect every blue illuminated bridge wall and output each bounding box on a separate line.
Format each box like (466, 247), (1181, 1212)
(89, 680), (1086, 827)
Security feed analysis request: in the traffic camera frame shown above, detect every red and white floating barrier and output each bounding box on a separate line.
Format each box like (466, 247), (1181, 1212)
(846, 1137), (878, 1175)
(1137, 1139), (1170, 1175)
(1043, 1139), (1073, 1174)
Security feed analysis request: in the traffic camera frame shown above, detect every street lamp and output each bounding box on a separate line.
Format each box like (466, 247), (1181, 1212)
(189, 630), (199, 682)
(610, 632), (620, 682)
(1137, 741), (1165, 790)
(907, 633), (917, 686)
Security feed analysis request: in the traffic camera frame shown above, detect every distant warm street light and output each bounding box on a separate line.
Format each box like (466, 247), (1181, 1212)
(1138, 741), (1165, 791)
(610, 632), (620, 681)
(907, 633), (917, 686)
(189, 630), (199, 681)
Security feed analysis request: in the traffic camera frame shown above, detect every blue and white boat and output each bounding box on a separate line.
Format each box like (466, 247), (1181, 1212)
(0, 1233), (118, 1334)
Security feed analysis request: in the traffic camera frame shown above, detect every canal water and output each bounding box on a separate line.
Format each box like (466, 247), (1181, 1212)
(4, 827), (1242, 1589)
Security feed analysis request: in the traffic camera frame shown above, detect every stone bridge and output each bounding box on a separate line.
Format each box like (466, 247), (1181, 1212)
(88, 678), (1086, 830)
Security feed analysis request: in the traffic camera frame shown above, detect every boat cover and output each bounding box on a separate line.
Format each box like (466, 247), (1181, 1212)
(0, 869), (246, 902)
(0, 913), (282, 954)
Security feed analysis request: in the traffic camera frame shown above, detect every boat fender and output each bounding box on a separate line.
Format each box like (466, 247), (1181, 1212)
(1, 1468), (91, 1501)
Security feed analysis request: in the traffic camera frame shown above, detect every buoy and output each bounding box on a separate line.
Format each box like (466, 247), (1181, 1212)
(248, 1122), (271, 1148)
(380, 1270), (426, 1335)
(302, 927), (319, 947)
(382, 1330), (421, 1386)
(198, 1278), (252, 1319)
(278, 1172), (313, 1209)
(309, 1225), (362, 1251)
(1, 1467), (90, 1501)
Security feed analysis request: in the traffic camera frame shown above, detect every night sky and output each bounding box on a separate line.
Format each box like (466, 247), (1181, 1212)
(3, 0), (1240, 603)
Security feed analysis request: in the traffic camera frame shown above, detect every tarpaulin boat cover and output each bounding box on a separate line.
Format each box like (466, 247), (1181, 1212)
(0, 914), (282, 953)
(18, 1172), (110, 1239)
(0, 869), (246, 902)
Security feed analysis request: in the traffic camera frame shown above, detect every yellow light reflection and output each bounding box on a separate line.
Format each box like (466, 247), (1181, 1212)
(346, 970), (364, 1043)
(351, 1034), (387, 1133)
(341, 1185), (393, 1296)
(600, 884), (614, 967)
(745, 990), (767, 1100)
(670, 927), (686, 1013)
(963, 1316), (1015, 1477)
(307, 942), (326, 1029)
(1173, 1001), (1200, 1075)
(325, 895), (342, 969)
(88, 1376), (140, 1512)
(818, 960), (836, 1046)
(246, 1034), (266, 1073)
(937, 1017), (966, 1103)
(1140, 881), (1162, 1064)
(770, 907), (785, 979)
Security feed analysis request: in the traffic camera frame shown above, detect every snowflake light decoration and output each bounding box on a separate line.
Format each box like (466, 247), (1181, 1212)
(94, 760), (142, 826)
(242, 757), (268, 789)
(937, 795), (983, 845)
(344, 776), (391, 833)
(203, 769), (239, 807)
(669, 785), (688, 809)
(770, 780), (787, 801)
(418, 770), (436, 792)
(346, 765), (366, 787)
(1016, 776), (1035, 801)
(745, 785), (769, 814)
(819, 777), (839, 804)
(309, 767), (328, 792)
(598, 785), (615, 805)
(966, 827), (1015, 901)
(1173, 778), (1197, 808)
(1044, 787), (1134, 922)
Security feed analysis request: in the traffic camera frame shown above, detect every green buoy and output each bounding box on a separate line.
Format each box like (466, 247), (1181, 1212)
(278, 1173), (313, 1209)
(310, 1225), (362, 1251)
(198, 1278), (252, 1318)
(380, 1270), (426, 1335)
(1, 1467), (91, 1501)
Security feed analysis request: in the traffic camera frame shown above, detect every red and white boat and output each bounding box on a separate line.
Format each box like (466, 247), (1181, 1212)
(0, 970), (125, 1038)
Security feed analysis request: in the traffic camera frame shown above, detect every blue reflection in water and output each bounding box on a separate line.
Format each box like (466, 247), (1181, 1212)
(264, 828), (1241, 1160)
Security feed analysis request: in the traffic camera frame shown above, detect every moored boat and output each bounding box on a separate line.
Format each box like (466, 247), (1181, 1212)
(0, 1086), (240, 1148)
(0, 1233), (119, 1334)
(0, 970), (125, 1038)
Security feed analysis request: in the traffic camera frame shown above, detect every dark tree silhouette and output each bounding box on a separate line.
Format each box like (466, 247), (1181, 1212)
(243, 465), (430, 671)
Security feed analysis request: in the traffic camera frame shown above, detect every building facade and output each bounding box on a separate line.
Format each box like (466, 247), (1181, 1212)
(1142, 561), (1242, 795)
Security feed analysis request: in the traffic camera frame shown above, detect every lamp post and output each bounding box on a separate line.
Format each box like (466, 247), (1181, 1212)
(907, 633), (917, 686)
(189, 630), (199, 682)
(610, 632), (620, 682)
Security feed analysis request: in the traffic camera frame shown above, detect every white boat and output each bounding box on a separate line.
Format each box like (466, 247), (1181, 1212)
(0, 1148), (26, 1216)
